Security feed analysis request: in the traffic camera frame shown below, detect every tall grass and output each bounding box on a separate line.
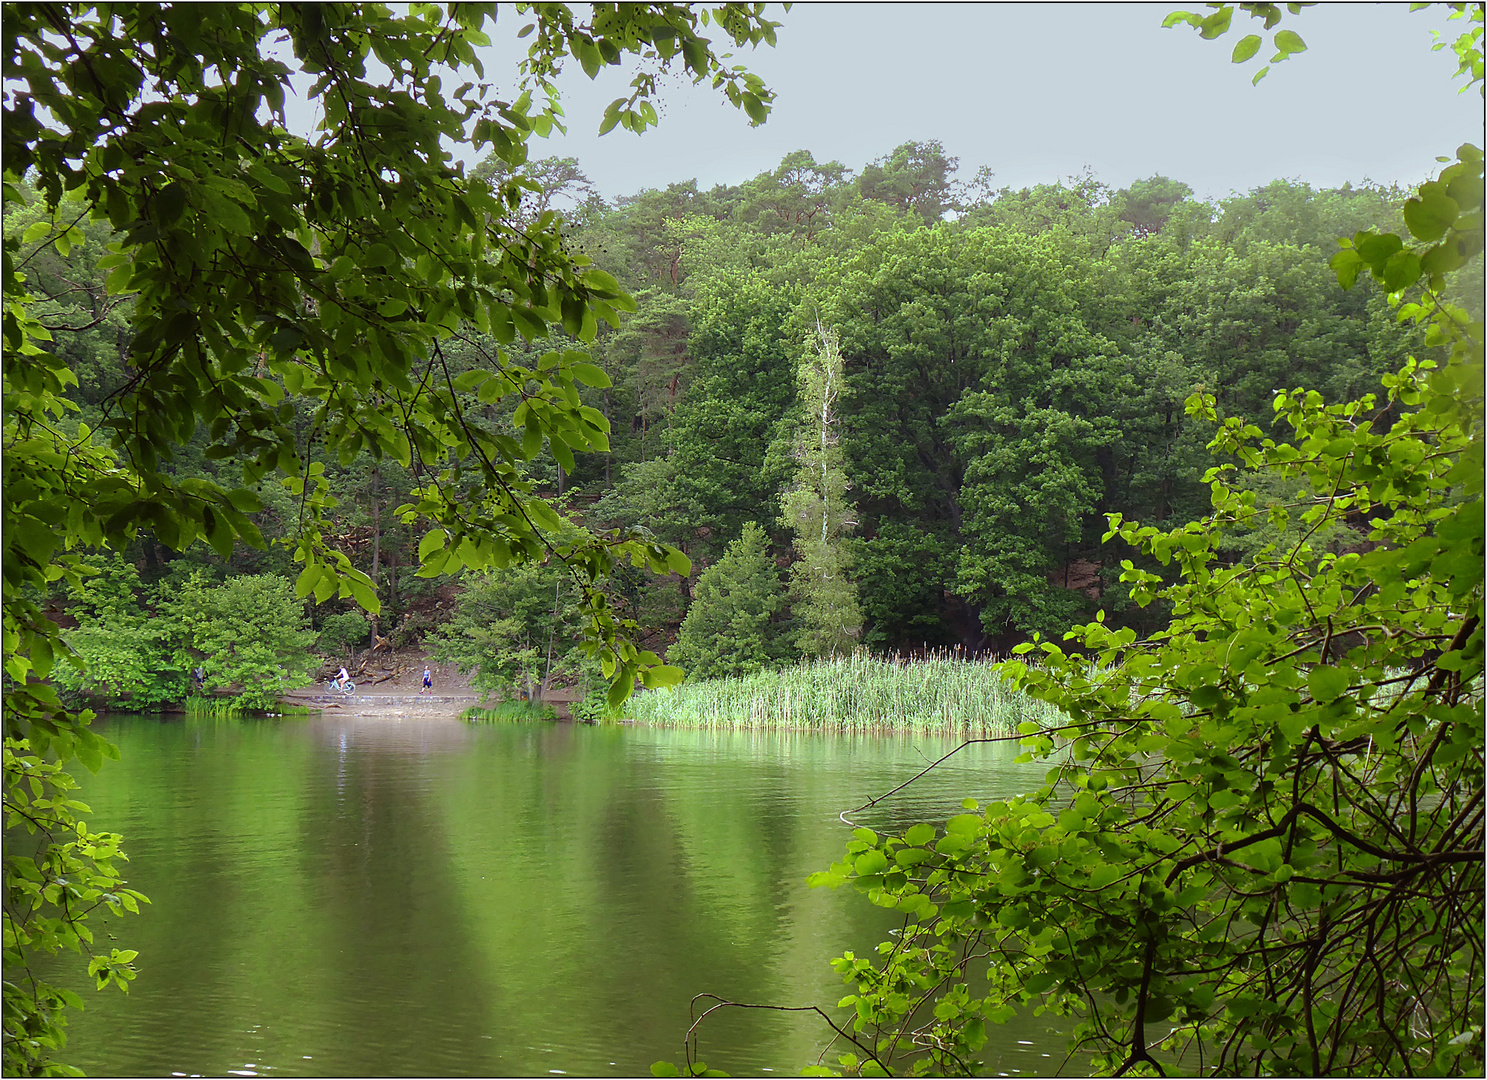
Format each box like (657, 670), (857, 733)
(628, 650), (1066, 736)
(181, 698), (311, 718)
(462, 700), (558, 723)
(182, 698), (247, 718)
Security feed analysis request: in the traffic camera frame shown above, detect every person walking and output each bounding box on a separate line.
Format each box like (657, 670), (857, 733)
(421, 667), (433, 695)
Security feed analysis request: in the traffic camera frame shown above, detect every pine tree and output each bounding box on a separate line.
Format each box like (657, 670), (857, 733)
(779, 321), (864, 656)
(669, 522), (789, 679)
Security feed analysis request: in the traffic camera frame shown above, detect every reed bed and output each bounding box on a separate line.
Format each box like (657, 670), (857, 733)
(181, 699), (310, 718)
(462, 701), (558, 723)
(628, 650), (1067, 735)
(182, 698), (247, 718)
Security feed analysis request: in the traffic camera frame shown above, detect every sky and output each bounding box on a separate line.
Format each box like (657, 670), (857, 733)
(444, 2), (1485, 203)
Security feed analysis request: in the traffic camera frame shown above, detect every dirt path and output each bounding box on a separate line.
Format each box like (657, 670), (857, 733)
(283, 648), (580, 719)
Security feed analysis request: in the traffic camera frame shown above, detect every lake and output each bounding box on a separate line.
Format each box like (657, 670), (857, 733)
(43, 714), (1072, 1077)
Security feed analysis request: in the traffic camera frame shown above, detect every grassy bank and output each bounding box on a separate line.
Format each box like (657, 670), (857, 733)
(627, 651), (1066, 735)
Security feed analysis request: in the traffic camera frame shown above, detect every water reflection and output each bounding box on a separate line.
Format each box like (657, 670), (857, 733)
(46, 716), (1067, 1077)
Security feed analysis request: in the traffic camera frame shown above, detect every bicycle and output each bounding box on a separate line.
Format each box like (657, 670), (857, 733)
(327, 678), (357, 697)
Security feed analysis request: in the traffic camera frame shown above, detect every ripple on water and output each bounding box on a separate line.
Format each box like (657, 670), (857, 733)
(48, 716), (1066, 1076)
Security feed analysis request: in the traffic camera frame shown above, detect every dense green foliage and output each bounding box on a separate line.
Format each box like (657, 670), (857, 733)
(6, 53), (1456, 683)
(568, 158), (1444, 659)
(5, 1), (1482, 1075)
(708, 6), (1484, 1079)
(669, 522), (789, 679)
(796, 340), (1483, 1076)
(428, 559), (588, 700)
(3, 3), (781, 1073)
(53, 556), (317, 711)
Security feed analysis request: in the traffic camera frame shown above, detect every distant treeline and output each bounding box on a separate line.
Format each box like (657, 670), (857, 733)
(13, 141), (1475, 698)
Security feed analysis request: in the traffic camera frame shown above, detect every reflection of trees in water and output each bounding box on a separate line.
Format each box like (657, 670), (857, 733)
(58, 721), (1062, 1074)
(302, 718), (504, 1074)
(310, 715), (480, 756)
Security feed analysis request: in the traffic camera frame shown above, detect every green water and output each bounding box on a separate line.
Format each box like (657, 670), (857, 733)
(41, 714), (1069, 1077)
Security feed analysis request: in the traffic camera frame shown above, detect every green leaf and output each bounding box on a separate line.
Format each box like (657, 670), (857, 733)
(1382, 249), (1422, 292)
(522, 414), (543, 458)
(294, 564), (321, 599)
(947, 813), (981, 835)
(1330, 247), (1365, 290)
(582, 268), (622, 295)
(1403, 187), (1459, 243)
(1356, 230), (1404, 270)
(30, 635), (53, 680)
(641, 664), (685, 689)
(225, 488), (263, 513)
(12, 514), (57, 566)
(348, 577), (381, 616)
(1199, 7), (1233, 39)
(75, 737), (103, 774)
(452, 369), (489, 393)
(1231, 34), (1262, 62)
(1307, 665), (1350, 703)
(741, 92), (767, 124)
(569, 362), (612, 388)
(526, 499), (562, 531)
(313, 571), (338, 603)
(608, 668), (635, 709)
(155, 182), (187, 225)
(1272, 28), (1307, 55)
(1023, 970), (1057, 995)
(418, 530), (449, 561)
(205, 508), (235, 559)
(598, 101), (623, 136)
(904, 823), (936, 846)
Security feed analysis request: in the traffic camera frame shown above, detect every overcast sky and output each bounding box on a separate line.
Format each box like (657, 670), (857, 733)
(448, 2), (1484, 202)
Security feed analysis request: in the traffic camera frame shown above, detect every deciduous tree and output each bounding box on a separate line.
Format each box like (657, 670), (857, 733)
(660, 5), (1485, 1076)
(3, 3), (782, 1071)
(780, 322), (863, 656)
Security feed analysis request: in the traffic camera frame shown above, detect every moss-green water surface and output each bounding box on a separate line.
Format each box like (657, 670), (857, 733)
(45, 714), (1068, 1077)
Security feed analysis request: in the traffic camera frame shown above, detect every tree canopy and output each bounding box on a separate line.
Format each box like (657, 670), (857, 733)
(752, 5), (1486, 1078)
(2, 3), (783, 1072)
(4, 2), (1484, 1076)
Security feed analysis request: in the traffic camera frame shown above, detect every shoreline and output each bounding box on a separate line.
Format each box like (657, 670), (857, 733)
(280, 684), (583, 721)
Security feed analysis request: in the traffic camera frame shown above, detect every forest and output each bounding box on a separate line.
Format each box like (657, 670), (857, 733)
(10, 142), (1479, 703)
(4, 3), (1482, 1078)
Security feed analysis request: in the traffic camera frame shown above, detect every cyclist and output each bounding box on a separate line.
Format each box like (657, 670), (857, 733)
(332, 665), (350, 693)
